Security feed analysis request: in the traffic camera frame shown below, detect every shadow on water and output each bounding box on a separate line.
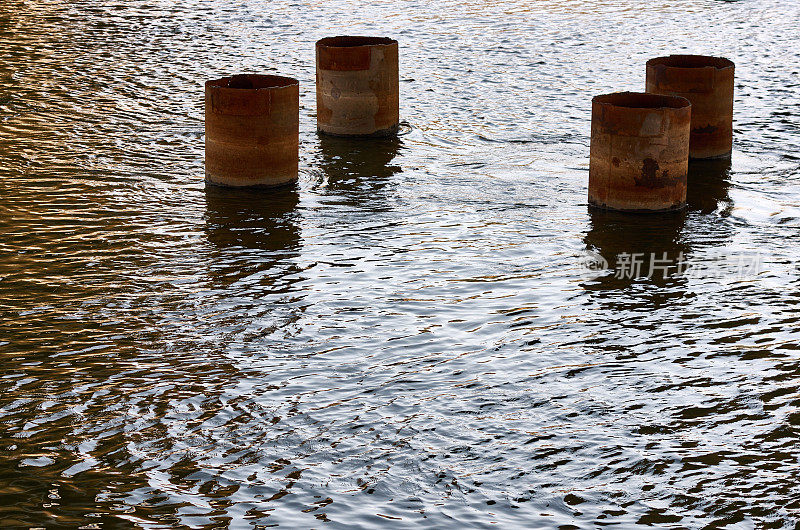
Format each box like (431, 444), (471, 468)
(203, 184), (302, 290)
(314, 134), (403, 206)
(582, 208), (690, 304)
(686, 157), (733, 214)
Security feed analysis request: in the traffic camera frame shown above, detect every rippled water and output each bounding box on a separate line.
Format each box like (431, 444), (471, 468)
(2, 0), (800, 527)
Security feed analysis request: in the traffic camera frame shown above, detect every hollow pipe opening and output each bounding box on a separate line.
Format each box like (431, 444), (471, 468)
(592, 92), (691, 110)
(316, 36), (397, 48)
(646, 55), (734, 70)
(206, 74), (299, 91)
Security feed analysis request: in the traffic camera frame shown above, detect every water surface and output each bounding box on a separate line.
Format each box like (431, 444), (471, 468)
(1, 0), (800, 527)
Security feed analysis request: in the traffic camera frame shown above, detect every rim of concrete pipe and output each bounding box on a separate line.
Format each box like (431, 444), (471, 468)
(206, 74), (299, 90)
(316, 36), (397, 48)
(593, 91), (691, 110)
(646, 55), (734, 70)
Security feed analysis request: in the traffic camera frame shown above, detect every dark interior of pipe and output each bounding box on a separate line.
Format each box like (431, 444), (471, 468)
(648, 55), (735, 69)
(207, 74), (298, 90)
(317, 36), (397, 48)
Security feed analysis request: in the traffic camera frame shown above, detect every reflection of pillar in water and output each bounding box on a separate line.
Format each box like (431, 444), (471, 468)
(583, 208), (689, 292)
(204, 187), (300, 288)
(204, 186), (300, 251)
(686, 157), (732, 215)
(316, 134), (403, 200)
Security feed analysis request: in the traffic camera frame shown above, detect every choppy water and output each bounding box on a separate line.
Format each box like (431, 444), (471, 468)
(1, 0), (800, 527)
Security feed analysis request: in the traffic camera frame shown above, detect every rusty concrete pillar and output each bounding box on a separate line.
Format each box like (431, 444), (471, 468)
(205, 74), (299, 187)
(589, 92), (691, 212)
(316, 36), (399, 137)
(646, 55), (735, 159)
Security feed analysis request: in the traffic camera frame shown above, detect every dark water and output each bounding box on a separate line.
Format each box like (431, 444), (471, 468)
(2, 0), (800, 527)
